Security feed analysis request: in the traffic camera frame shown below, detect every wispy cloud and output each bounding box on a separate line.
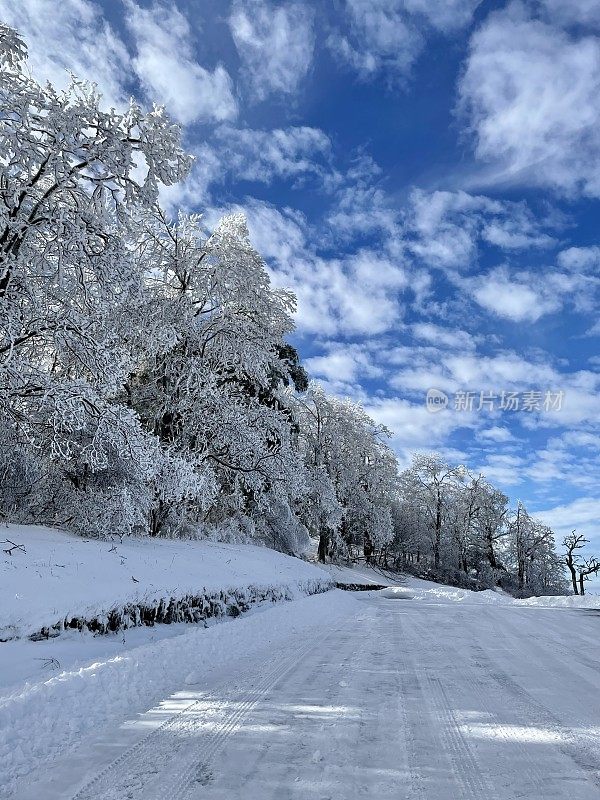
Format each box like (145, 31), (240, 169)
(229, 0), (314, 101)
(0, 0), (129, 105)
(328, 0), (482, 82)
(458, 1), (600, 197)
(124, 0), (237, 124)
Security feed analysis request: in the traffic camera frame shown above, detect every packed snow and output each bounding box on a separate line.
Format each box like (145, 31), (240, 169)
(5, 586), (600, 800)
(320, 561), (405, 586)
(0, 590), (360, 798)
(2, 529), (600, 798)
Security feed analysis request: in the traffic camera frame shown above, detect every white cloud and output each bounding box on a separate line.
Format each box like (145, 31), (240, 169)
(477, 425), (514, 442)
(327, 185), (400, 243)
(160, 125), (332, 209)
(469, 267), (559, 322)
(539, 0), (600, 29)
(329, 0), (482, 81)
(305, 343), (383, 385)
(411, 323), (476, 350)
(229, 0), (314, 100)
(307, 333), (600, 498)
(587, 321), (600, 336)
(125, 1), (237, 124)
(0, 0), (129, 106)
(215, 125), (331, 184)
(476, 453), (525, 485)
(557, 245), (600, 272)
(236, 199), (308, 267)
(404, 0), (484, 30)
(406, 189), (556, 270)
(286, 250), (407, 336)
(466, 263), (599, 322)
(536, 497), (600, 551)
(328, 3), (422, 80)
(458, 1), (600, 197)
(226, 199), (408, 336)
(365, 396), (476, 450)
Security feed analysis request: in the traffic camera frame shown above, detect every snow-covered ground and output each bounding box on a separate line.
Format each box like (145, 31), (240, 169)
(0, 524), (330, 641)
(323, 561), (600, 608)
(5, 583), (600, 800)
(319, 561), (405, 586)
(3, 534), (600, 799)
(1, 590), (359, 799)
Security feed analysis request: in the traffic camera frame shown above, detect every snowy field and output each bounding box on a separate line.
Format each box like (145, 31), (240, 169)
(3, 580), (600, 800)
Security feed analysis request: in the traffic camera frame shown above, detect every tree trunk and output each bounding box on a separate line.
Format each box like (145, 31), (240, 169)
(517, 557), (525, 591)
(486, 529), (498, 569)
(579, 573), (586, 596)
(434, 495), (442, 569)
(568, 564), (579, 595)
(317, 529), (328, 563)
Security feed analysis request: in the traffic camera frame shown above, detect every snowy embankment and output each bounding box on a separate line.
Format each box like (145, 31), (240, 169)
(0, 524), (331, 642)
(380, 574), (600, 607)
(0, 524), (344, 797)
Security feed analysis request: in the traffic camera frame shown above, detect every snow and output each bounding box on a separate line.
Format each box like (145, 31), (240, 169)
(1, 590), (360, 798)
(0, 524), (331, 640)
(320, 561), (405, 586)
(7, 587), (600, 800)
(380, 587), (415, 599)
(0, 524), (342, 797)
(3, 528), (600, 798)
(404, 581), (510, 605)
(514, 593), (600, 608)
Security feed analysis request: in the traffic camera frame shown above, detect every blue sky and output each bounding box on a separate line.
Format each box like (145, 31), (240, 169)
(4, 0), (600, 561)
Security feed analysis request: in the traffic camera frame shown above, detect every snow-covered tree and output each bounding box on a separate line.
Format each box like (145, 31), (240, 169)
(126, 210), (308, 546)
(399, 454), (465, 571)
(296, 386), (397, 562)
(393, 453), (565, 595)
(0, 24), (191, 532)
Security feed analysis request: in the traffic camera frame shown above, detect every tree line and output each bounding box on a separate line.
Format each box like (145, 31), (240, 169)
(0, 25), (578, 597)
(385, 454), (568, 596)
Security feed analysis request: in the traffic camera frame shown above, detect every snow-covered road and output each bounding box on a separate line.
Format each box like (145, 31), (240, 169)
(14, 590), (600, 799)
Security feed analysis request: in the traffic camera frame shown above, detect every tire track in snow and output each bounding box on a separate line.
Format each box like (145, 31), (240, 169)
(420, 607), (566, 796)
(469, 639), (600, 791)
(163, 620), (366, 800)
(70, 626), (340, 800)
(392, 609), (495, 800)
(413, 606), (594, 798)
(424, 673), (494, 800)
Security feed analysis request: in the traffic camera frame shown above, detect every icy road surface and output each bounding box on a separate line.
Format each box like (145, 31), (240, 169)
(15, 590), (600, 800)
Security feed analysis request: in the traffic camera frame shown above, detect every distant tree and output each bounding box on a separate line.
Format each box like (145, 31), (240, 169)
(563, 533), (600, 595)
(400, 454), (464, 570)
(471, 482), (509, 573)
(296, 386), (397, 563)
(577, 556), (600, 596)
(564, 532), (586, 594)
